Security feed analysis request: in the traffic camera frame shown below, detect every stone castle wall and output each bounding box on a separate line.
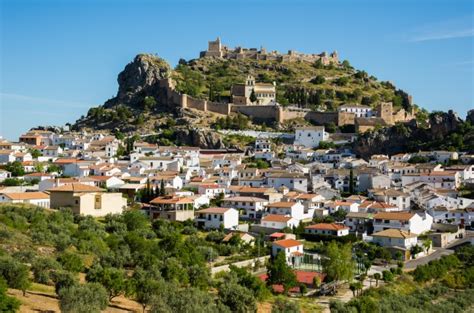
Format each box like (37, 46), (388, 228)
(208, 101), (231, 115)
(157, 78), (414, 129)
(186, 96), (207, 111)
(337, 112), (356, 126)
(232, 105), (280, 123)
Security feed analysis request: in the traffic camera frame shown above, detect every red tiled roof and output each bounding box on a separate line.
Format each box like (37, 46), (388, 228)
(259, 271), (326, 293)
(261, 214), (292, 222)
(48, 183), (103, 192)
(273, 239), (302, 248)
(373, 212), (415, 221)
(305, 223), (348, 231)
(197, 207), (231, 214)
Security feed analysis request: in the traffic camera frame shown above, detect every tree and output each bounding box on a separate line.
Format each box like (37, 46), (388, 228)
(323, 242), (355, 282)
(228, 265), (270, 301)
(311, 75), (326, 85)
(2, 178), (22, 186)
(134, 278), (164, 313)
(0, 278), (20, 313)
(58, 252), (83, 273)
(59, 283), (108, 313)
(249, 89), (257, 103)
(47, 164), (61, 173)
(30, 149), (42, 159)
(422, 239), (432, 254)
(143, 96), (157, 111)
(5, 161), (24, 177)
(51, 270), (78, 294)
(266, 252), (297, 294)
(271, 297), (300, 313)
(218, 280), (257, 313)
(0, 257), (31, 296)
(410, 245), (423, 258)
(382, 270), (393, 282)
(160, 179), (166, 196)
(32, 256), (61, 285)
(349, 281), (363, 297)
(87, 266), (128, 301)
(150, 285), (222, 313)
(378, 248), (392, 265)
(349, 169), (355, 194)
(122, 210), (149, 231)
(373, 273), (381, 286)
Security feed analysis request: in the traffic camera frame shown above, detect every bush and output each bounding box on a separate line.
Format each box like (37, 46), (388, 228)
(382, 270), (393, 282)
(59, 283), (108, 313)
(32, 257), (61, 285)
(58, 252), (83, 273)
(0, 277), (20, 312)
(0, 256), (31, 295)
(272, 297), (300, 313)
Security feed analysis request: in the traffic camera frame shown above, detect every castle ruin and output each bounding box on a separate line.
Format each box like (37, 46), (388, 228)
(200, 37), (339, 65)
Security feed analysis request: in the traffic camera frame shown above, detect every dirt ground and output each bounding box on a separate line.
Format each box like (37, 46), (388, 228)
(8, 289), (143, 313)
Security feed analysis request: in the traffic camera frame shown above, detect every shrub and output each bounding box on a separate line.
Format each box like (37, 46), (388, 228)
(382, 270), (393, 282)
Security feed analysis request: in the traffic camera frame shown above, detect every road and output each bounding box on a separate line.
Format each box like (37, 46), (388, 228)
(404, 248), (454, 270)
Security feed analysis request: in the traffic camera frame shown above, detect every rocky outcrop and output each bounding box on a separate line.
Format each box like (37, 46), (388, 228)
(174, 128), (225, 149)
(428, 110), (463, 138)
(467, 109), (474, 125)
(104, 54), (171, 108)
(353, 110), (470, 158)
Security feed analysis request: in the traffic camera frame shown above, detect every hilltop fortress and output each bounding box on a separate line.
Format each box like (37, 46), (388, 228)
(156, 76), (414, 132)
(200, 37), (339, 65)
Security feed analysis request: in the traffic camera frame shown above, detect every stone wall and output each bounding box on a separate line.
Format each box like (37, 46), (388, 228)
(207, 101), (231, 115)
(277, 108), (307, 122)
(186, 96), (207, 111)
(233, 105), (280, 122)
(157, 77), (417, 130)
(337, 112), (355, 126)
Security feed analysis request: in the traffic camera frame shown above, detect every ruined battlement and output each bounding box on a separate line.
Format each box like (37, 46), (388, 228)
(200, 37), (339, 65)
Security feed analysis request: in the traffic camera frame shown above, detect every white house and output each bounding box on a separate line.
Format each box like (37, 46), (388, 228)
(271, 239), (304, 266)
(373, 212), (433, 234)
(0, 192), (50, 208)
(371, 229), (418, 249)
(338, 104), (373, 118)
(260, 214), (299, 229)
(150, 174), (183, 190)
(325, 201), (359, 214)
(0, 169), (11, 182)
(198, 184), (226, 199)
(304, 223), (350, 237)
(266, 201), (305, 221)
(266, 173), (308, 192)
(294, 126), (329, 148)
(89, 176), (125, 189)
(222, 196), (268, 219)
(370, 188), (411, 210)
(195, 207), (239, 230)
(254, 138), (274, 161)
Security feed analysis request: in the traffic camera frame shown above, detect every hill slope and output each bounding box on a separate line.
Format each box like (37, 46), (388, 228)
(73, 52), (413, 134)
(173, 57), (412, 111)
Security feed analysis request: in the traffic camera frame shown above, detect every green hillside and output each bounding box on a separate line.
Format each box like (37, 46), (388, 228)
(173, 57), (412, 112)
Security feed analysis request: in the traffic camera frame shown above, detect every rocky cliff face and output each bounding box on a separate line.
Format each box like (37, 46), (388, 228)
(104, 54), (171, 108)
(466, 109), (474, 125)
(174, 128), (225, 149)
(353, 110), (470, 158)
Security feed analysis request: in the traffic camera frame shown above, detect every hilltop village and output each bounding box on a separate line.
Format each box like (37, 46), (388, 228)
(166, 38), (414, 133)
(1, 39), (473, 312)
(0, 121), (473, 310)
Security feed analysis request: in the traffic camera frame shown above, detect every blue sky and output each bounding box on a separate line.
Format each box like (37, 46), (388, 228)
(1, 0), (473, 140)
